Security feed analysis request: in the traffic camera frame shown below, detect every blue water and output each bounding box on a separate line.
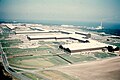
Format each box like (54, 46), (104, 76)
(87, 22), (120, 36)
(102, 22), (120, 29)
(95, 23), (120, 36)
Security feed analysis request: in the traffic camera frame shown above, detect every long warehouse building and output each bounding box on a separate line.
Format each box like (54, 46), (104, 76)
(59, 40), (109, 53)
(27, 34), (89, 43)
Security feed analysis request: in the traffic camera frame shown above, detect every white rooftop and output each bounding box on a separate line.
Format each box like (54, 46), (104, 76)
(27, 33), (87, 41)
(16, 30), (46, 33)
(62, 40), (109, 51)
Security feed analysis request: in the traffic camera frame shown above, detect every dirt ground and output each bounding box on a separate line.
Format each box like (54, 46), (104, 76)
(56, 57), (120, 80)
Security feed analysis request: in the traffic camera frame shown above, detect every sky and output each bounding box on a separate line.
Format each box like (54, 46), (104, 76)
(0, 0), (120, 23)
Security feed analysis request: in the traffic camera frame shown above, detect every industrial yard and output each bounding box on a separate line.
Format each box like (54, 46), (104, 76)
(0, 23), (120, 80)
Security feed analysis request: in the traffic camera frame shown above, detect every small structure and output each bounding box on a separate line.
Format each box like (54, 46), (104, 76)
(75, 32), (91, 39)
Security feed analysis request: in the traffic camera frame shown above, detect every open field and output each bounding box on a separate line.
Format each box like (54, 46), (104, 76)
(56, 57), (120, 80)
(60, 54), (96, 63)
(8, 55), (68, 68)
(94, 52), (117, 58)
(4, 47), (52, 56)
(38, 70), (79, 80)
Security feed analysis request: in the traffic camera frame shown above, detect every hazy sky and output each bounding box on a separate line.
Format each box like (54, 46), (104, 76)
(0, 0), (120, 23)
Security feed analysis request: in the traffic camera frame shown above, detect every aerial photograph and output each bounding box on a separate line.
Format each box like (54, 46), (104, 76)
(0, 0), (120, 80)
